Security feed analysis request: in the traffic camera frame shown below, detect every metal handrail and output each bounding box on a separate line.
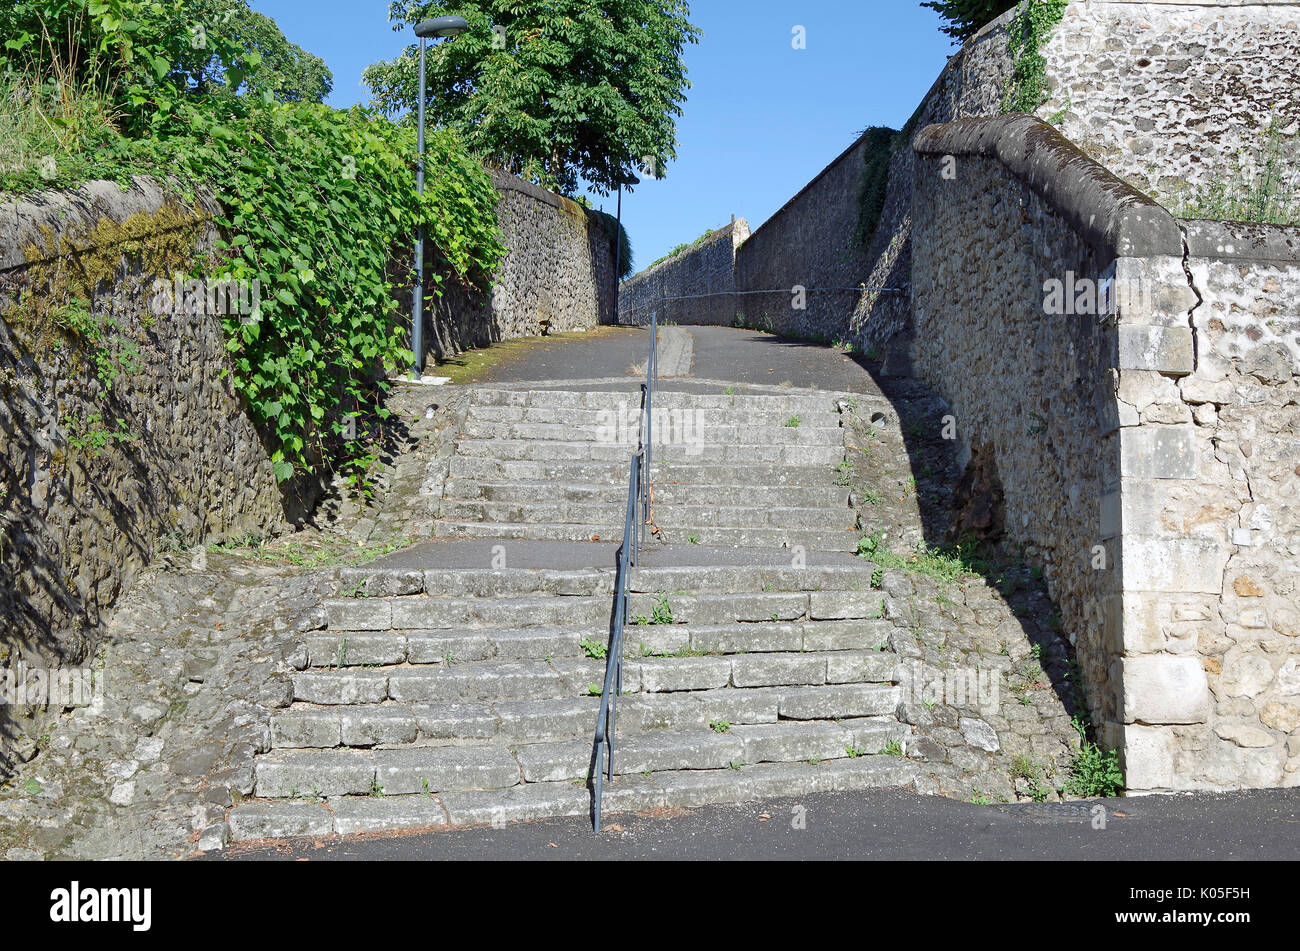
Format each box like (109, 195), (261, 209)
(591, 311), (657, 832)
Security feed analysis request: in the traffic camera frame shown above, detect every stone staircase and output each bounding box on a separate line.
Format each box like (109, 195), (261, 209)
(431, 387), (861, 550)
(227, 385), (922, 841)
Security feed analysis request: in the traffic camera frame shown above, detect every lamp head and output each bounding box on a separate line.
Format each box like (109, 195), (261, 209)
(415, 16), (469, 38)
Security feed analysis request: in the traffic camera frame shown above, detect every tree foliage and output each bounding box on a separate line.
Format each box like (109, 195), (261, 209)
(921, 0), (1019, 42)
(1, 0), (506, 487)
(0, 0), (332, 135)
(362, 1), (701, 196)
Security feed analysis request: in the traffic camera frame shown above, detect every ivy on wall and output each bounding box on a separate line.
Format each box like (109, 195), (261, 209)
(171, 100), (505, 484)
(854, 126), (904, 248)
(1001, 0), (1069, 115)
(0, 2), (511, 495)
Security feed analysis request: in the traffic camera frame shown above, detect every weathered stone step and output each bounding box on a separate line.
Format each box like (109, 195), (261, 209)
(291, 654), (902, 706)
(515, 720), (905, 782)
(227, 755), (916, 840)
(301, 618), (895, 669)
(323, 588), (883, 634)
(253, 745), (522, 799)
(431, 520), (860, 551)
(441, 480), (851, 508)
(446, 456), (842, 486)
(272, 682), (902, 750)
(255, 719), (906, 801)
(324, 594), (613, 632)
(466, 404), (846, 429)
(461, 420), (845, 446)
(466, 388), (845, 414)
(454, 438), (846, 467)
(436, 499), (855, 530)
(335, 562), (877, 600)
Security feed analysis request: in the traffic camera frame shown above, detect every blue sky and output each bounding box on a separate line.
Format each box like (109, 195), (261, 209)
(250, 1), (958, 270)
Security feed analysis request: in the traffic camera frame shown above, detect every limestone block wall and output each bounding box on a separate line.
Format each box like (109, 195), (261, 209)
(424, 170), (617, 360)
(0, 178), (287, 769)
(912, 115), (1300, 792)
(1115, 220), (1300, 789)
(617, 220), (748, 327)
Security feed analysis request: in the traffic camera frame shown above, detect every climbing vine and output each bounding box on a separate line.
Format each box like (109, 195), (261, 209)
(1001, 0), (1068, 115)
(170, 99), (505, 483)
(853, 127), (901, 248)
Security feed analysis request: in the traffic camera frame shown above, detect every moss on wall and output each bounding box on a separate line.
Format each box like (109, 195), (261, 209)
(4, 200), (206, 359)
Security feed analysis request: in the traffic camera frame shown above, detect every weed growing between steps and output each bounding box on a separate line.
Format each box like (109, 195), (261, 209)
(857, 530), (982, 585)
(201, 534), (418, 570)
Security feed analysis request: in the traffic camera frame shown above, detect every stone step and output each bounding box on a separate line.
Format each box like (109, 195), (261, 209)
(441, 480), (852, 508)
(253, 745), (523, 799)
(454, 438), (846, 467)
(466, 388), (846, 414)
(431, 520), (860, 551)
(272, 683), (903, 750)
(515, 720), (905, 782)
(304, 621), (894, 668)
(336, 563), (880, 601)
(466, 404), (846, 429)
(254, 719), (907, 800)
(436, 499), (856, 530)
(446, 456), (843, 486)
(226, 755), (917, 840)
(291, 653), (903, 706)
(460, 419), (846, 446)
(323, 588), (883, 634)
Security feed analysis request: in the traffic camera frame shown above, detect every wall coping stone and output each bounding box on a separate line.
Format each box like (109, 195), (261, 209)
(1179, 218), (1300, 264)
(487, 168), (587, 221)
(914, 115), (1185, 261)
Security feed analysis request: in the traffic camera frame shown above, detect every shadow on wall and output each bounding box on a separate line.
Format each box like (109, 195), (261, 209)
(0, 179), (288, 774)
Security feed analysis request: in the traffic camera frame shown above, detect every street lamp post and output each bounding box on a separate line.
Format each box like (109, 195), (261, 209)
(411, 16), (469, 379)
(613, 171), (641, 326)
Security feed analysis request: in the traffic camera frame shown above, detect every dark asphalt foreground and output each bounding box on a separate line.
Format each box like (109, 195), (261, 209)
(218, 786), (1300, 861)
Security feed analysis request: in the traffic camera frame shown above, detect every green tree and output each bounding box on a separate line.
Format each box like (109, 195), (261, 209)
(0, 0), (331, 130)
(362, 1), (701, 196)
(922, 0), (1019, 42)
(204, 3), (334, 103)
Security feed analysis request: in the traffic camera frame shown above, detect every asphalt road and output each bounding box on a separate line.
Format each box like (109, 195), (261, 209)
(478, 324), (884, 393)
(217, 786), (1300, 862)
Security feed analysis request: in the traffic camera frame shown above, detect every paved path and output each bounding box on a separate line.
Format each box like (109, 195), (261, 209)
(215, 785), (1300, 861)
(480, 325), (882, 392)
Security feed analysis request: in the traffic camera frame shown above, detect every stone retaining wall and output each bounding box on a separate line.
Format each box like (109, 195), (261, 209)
(425, 170), (617, 360)
(0, 178), (288, 771)
(731, 137), (879, 340)
(618, 220), (748, 327)
(910, 115), (1300, 792)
